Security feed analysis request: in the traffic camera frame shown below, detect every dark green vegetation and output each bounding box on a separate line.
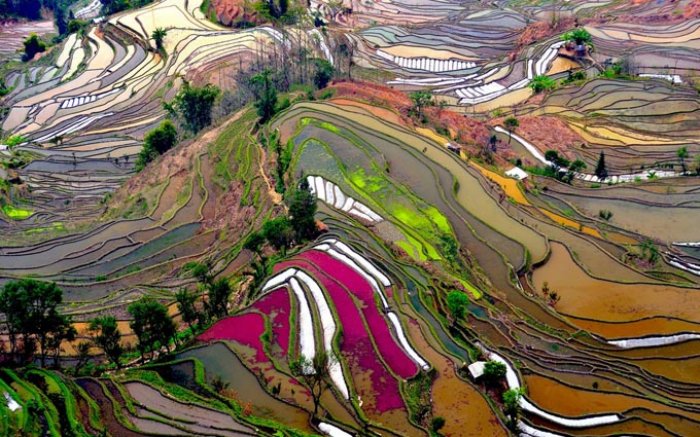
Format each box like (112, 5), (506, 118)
(165, 82), (221, 133)
(0, 279), (75, 368)
(135, 120), (178, 171)
(22, 33), (47, 62)
(0, 0), (42, 19)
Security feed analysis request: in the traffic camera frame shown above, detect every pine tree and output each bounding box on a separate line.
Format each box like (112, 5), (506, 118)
(288, 178), (318, 241)
(594, 151), (608, 180)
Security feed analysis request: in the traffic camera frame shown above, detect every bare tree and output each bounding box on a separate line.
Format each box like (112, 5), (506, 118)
(290, 351), (335, 417)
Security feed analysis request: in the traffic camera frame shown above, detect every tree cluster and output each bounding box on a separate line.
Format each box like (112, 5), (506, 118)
(127, 297), (176, 362)
(165, 81), (221, 133)
(543, 149), (586, 183)
(246, 178), (318, 255)
(0, 279), (75, 367)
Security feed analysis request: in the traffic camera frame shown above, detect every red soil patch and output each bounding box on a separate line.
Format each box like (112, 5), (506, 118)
(207, 0), (261, 27)
(516, 18), (575, 49)
(424, 107), (490, 146)
(332, 80), (412, 111)
(683, 0), (700, 19)
(491, 115), (585, 160)
(331, 80), (489, 146)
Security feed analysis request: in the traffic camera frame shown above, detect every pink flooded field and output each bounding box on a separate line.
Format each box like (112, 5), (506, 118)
(198, 312), (268, 364)
(299, 250), (418, 379)
(275, 258), (405, 413)
(249, 287), (291, 357)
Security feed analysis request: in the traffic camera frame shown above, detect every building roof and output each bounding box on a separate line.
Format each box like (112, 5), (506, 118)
(468, 361), (486, 379)
(505, 167), (528, 180)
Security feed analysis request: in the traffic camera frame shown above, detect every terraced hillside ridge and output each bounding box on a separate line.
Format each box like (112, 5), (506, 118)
(1, 0), (699, 436)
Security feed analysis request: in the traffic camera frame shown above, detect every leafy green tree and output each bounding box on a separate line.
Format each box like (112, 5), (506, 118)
(312, 58), (334, 89)
(503, 116), (519, 144)
(677, 146), (688, 173)
(22, 33), (46, 62)
(562, 28), (592, 45)
(151, 27), (167, 51)
(570, 159), (587, 173)
(482, 360), (507, 386)
(409, 90), (433, 120)
(176, 288), (200, 329)
(594, 151), (608, 180)
(0, 279), (74, 367)
(146, 120), (177, 154)
(693, 154), (700, 176)
(128, 298), (176, 361)
(262, 216), (294, 250)
(89, 316), (124, 368)
(529, 75), (555, 93)
(290, 351), (333, 417)
(288, 178), (318, 242)
(250, 69), (278, 123)
(135, 120), (178, 171)
(446, 290), (469, 321)
(502, 388), (524, 430)
(205, 278), (232, 319)
(135, 142), (157, 171)
(67, 19), (89, 36)
(169, 81), (220, 133)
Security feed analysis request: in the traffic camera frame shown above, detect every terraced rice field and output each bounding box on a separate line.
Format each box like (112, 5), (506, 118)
(1, 0), (700, 436)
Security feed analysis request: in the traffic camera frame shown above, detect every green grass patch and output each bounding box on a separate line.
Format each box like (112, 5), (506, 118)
(2, 204), (32, 220)
(24, 222), (65, 234)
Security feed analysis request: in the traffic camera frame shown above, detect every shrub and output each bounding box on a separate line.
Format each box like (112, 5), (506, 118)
(22, 33), (46, 62)
(135, 120), (178, 171)
(431, 416), (446, 432)
(598, 209), (613, 221)
(529, 75), (556, 93)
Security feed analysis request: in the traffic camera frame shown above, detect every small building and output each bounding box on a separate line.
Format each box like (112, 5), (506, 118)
(447, 142), (461, 154)
(468, 361), (486, 380)
(505, 167), (528, 181)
